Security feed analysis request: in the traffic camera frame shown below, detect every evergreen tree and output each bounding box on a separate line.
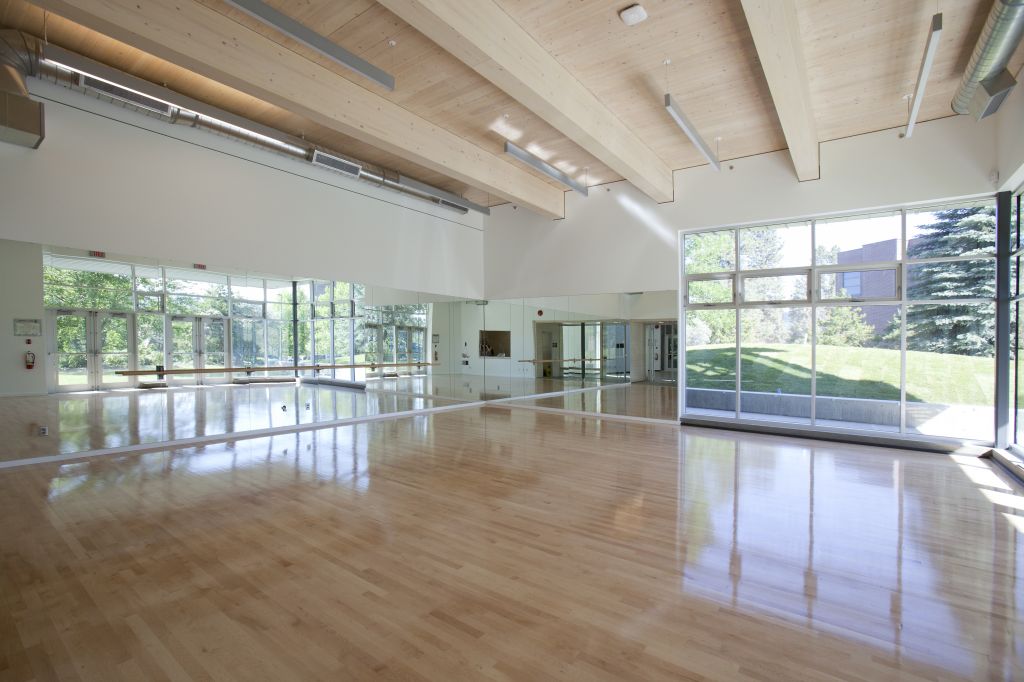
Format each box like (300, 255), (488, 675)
(900, 206), (995, 356)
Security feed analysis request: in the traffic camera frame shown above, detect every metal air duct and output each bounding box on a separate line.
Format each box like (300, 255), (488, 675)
(951, 0), (1024, 119)
(0, 29), (44, 148)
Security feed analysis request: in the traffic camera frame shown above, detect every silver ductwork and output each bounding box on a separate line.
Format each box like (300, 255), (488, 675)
(951, 0), (1024, 119)
(0, 29), (45, 148)
(43, 40), (490, 214)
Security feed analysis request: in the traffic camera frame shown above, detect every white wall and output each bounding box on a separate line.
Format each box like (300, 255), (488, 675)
(0, 240), (47, 396)
(0, 80), (484, 300)
(627, 291), (677, 321)
(485, 113), (1001, 298)
(996, 78), (1024, 193)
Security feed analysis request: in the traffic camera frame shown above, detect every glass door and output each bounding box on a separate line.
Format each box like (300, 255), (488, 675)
(583, 323), (601, 377)
(601, 323), (628, 380)
(168, 317), (198, 384)
(96, 313), (132, 389)
(53, 312), (91, 390)
(202, 317), (228, 383)
(663, 323), (679, 372)
(561, 324), (582, 377)
(51, 311), (135, 390)
(396, 327), (410, 373)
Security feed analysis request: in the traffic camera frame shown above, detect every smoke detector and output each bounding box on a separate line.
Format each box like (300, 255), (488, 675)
(619, 4), (648, 27)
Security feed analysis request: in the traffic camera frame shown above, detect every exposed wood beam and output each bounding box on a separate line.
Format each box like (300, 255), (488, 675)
(378, 0), (675, 203)
(31, 0), (566, 218)
(740, 0), (819, 181)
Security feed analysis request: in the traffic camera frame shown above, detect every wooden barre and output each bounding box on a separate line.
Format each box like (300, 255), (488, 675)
(116, 362), (438, 377)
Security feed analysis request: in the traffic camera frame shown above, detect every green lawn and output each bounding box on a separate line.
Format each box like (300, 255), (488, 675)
(686, 344), (994, 406)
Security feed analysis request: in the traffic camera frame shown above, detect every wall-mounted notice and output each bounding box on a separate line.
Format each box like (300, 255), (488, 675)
(13, 319), (42, 336)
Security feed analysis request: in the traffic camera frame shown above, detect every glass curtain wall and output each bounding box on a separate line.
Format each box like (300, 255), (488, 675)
(681, 199), (998, 443)
(43, 255), (428, 387)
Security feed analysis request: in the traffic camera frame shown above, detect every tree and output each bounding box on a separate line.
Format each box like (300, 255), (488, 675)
(899, 206), (996, 356)
(817, 306), (875, 347)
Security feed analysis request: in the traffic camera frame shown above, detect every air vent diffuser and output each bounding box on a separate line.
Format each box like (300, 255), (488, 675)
(311, 150), (362, 178)
(80, 74), (172, 116)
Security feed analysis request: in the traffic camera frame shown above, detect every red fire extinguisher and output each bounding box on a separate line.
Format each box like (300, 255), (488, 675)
(25, 350), (35, 370)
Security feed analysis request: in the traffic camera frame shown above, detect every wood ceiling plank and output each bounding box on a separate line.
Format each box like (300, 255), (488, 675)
(798, 0), (1024, 142)
(378, 0), (675, 202)
(494, 0), (787, 172)
(30, 0), (566, 217)
(740, 0), (820, 181)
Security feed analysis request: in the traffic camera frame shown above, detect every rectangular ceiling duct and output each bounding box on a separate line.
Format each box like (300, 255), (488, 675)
(310, 150), (362, 178)
(970, 68), (1018, 120)
(222, 0), (395, 90)
(79, 73), (173, 115)
(503, 141), (588, 195)
(397, 175), (491, 215)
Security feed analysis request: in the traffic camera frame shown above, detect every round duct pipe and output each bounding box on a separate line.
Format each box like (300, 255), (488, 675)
(951, 0), (1024, 117)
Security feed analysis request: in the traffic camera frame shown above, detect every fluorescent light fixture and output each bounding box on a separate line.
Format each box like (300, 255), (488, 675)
(664, 94), (720, 171)
(905, 13), (942, 139)
(398, 175), (491, 215)
(504, 141), (588, 195)
(223, 0), (395, 90)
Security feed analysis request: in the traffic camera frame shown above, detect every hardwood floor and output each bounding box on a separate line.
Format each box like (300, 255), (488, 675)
(0, 407), (1021, 680)
(511, 383), (678, 421)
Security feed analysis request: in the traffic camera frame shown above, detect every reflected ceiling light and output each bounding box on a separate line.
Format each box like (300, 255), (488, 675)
(504, 141), (588, 195)
(223, 0), (395, 90)
(664, 94), (720, 171)
(905, 13), (943, 139)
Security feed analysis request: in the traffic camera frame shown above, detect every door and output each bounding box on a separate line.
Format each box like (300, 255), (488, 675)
(601, 323), (628, 379)
(202, 317), (228, 382)
(51, 311), (135, 391)
(663, 323), (679, 371)
(53, 311), (91, 390)
(168, 316), (229, 384)
(646, 324), (662, 382)
(168, 317), (198, 383)
(96, 313), (132, 389)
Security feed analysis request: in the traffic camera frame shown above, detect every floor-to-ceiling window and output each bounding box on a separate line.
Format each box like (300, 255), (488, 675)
(1009, 192), (1024, 448)
(680, 198), (999, 443)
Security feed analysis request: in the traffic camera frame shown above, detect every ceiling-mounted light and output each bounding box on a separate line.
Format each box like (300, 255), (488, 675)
(223, 0), (395, 90)
(664, 94), (720, 171)
(619, 4), (648, 27)
(504, 141), (588, 195)
(905, 13), (942, 139)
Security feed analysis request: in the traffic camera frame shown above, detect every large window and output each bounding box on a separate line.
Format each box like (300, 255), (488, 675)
(42, 255), (429, 387)
(681, 200), (998, 443)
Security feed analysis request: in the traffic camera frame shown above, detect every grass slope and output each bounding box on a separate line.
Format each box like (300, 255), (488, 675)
(685, 344), (994, 405)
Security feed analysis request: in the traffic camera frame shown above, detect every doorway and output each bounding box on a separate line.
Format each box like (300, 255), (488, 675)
(167, 316), (229, 385)
(50, 310), (133, 391)
(645, 322), (678, 384)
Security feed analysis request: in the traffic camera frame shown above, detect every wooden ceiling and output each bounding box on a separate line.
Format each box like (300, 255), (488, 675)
(2, 0), (1022, 211)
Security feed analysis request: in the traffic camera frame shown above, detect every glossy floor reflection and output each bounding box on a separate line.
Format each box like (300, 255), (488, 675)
(513, 382), (678, 421)
(0, 383), (456, 461)
(1, 407), (1020, 680)
(366, 372), (620, 401)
